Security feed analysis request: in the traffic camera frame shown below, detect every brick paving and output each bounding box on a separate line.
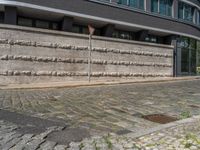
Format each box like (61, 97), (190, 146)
(0, 79), (200, 149)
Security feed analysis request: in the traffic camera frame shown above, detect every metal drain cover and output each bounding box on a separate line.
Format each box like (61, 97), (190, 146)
(142, 114), (177, 124)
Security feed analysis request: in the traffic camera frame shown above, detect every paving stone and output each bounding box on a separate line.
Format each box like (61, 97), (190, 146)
(0, 80), (199, 149)
(38, 141), (57, 150)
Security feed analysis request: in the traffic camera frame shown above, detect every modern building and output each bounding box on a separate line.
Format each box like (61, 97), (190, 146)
(0, 0), (200, 76)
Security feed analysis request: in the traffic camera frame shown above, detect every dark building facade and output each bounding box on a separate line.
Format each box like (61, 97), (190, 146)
(0, 0), (200, 76)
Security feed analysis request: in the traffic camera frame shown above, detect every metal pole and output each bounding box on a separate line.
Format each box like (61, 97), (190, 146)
(88, 34), (92, 82)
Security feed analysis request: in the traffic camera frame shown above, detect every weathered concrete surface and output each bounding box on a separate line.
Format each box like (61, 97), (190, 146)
(0, 25), (174, 84)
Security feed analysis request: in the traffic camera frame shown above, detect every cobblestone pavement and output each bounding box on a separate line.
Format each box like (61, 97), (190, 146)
(68, 116), (200, 150)
(0, 79), (200, 149)
(0, 79), (200, 135)
(0, 116), (199, 150)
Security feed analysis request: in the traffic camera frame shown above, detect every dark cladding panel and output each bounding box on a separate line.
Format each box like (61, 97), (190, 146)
(173, 0), (179, 18)
(62, 16), (73, 32)
(5, 6), (17, 25)
(146, 0), (151, 12)
(102, 24), (115, 37)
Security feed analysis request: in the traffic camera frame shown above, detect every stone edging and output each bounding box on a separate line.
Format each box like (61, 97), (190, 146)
(0, 55), (172, 67)
(0, 39), (173, 58)
(126, 115), (200, 139)
(0, 70), (171, 77)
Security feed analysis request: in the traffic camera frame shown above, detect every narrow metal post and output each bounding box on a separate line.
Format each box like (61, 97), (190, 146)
(88, 34), (92, 82)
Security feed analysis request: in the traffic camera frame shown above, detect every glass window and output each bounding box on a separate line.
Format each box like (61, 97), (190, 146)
(0, 12), (4, 23)
(18, 17), (33, 27)
(198, 11), (200, 25)
(151, 0), (173, 16)
(129, 0), (144, 9)
(129, 0), (137, 8)
(112, 30), (133, 40)
(36, 20), (49, 29)
(178, 37), (197, 75)
(72, 25), (81, 33)
(178, 2), (194, 22)
(145, 34), (158, 43)
(118, 0), (128, 5)
(184, 4), (193, 22)
(118, 0), (144, 10)
(138, 0), (144, 9)
(52, 23), (59, 30)
(178, 2), (184, 19)
(151, 0), (158, 13)
(197, 41), (200, 75)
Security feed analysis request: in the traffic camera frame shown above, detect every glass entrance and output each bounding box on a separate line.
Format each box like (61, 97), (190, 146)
(181, 48), (189, 73)
(197, 41), (200, 75)
(177, 37), (197, 76)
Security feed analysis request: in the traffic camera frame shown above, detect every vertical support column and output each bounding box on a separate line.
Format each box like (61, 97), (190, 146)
(171, 39), (178, 77)
(4, 6), (17, 25)
(194, 8), (198, 24)
(61, 16), (73, 32)
(102, 24), (115, 37)
(146, 0), (151, 12)
(173, 0), (179, 19)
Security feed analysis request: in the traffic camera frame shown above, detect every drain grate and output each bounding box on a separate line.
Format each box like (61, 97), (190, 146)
(142, 114), (178, 124)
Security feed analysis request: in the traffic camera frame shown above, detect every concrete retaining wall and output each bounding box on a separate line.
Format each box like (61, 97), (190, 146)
(0, 25), (174, 84)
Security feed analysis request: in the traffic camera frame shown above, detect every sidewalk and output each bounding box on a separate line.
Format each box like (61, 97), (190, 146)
(1, 76), (199, 90)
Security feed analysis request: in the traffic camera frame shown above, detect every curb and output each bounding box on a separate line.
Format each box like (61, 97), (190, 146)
(0, 77), (199, 90)
(125, 115), (200, 139)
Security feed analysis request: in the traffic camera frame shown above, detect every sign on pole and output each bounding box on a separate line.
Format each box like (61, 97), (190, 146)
(88, 25), (95, 82)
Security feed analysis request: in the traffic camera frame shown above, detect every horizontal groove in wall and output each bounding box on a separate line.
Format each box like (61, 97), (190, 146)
(0, 70), (171, 77)
(0, 39), (173, 58)
(0, 55), (172, 67)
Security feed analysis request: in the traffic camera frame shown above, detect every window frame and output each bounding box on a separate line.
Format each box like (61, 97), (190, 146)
(151, 0), (173, 17)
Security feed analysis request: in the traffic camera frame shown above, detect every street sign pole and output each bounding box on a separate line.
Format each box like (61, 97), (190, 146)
(88, 25), (95, 83)
(88, 34), (92, 82)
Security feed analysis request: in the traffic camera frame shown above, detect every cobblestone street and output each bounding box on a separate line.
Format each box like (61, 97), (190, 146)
(0, 79), (200, 149)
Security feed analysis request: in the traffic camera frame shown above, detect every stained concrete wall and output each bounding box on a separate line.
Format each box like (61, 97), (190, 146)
(0, 25), (174, 84)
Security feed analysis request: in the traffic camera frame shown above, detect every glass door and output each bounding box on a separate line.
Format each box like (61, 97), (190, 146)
(177, 37), (197, 76)
(181, 48), (189, 74)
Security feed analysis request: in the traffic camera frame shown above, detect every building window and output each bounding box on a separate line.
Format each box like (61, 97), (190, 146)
(145, 34), (158, 43)
(178, 2), (194, 22)
(129, 0), (144, 10)
(18, 17), (33, 27)
(197, 41), (200, 75)
(72, 25), (89, 35)
(51, 22), (59, 30)
(198, 11), (200, 25)
(35, 20), (49, 29)
(118, 0), (128, 5)
(177, 37), (197, 74)
(0, 12), (4, 23)
(151, 0), (173, 17)
(112, 30), (134, 40)
(118, 0), (144, 10)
